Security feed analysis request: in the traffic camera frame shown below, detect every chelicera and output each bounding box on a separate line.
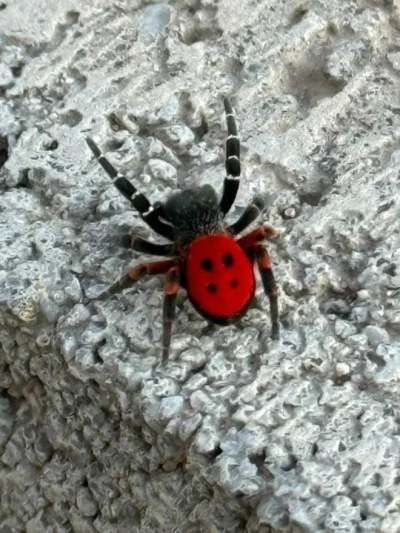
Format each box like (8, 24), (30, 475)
(86, 98), (279, 360)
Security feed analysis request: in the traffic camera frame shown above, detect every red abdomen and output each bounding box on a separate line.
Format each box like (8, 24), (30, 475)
(185, 234), (255, 323)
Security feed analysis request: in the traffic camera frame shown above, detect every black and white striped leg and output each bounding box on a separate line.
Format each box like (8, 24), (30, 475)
(86, 137), (174, 239)
(219, 97), (241, 216)
(121, 235), (175, 256)
(227, 195), (265, 235)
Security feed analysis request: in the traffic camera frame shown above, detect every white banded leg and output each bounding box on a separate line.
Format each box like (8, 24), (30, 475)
(220, 97), (241, 215)
(86, 137), (173, 239)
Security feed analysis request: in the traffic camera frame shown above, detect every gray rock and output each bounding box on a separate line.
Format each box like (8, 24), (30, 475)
(1, 0), (400, 531)
(140, 4), (171, 41)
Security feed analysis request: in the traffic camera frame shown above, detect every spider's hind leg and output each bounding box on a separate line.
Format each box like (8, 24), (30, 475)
(90, 258), (176, 301)
(254, 244), (279, 339)
(162, 265), (181, 362)
(238, 225), (280, 340)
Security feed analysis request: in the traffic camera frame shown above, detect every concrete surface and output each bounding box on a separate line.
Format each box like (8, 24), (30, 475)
(1, 0), (400, 532)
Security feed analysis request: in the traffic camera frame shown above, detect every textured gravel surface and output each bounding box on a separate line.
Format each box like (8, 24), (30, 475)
(1, 1), (400, 532)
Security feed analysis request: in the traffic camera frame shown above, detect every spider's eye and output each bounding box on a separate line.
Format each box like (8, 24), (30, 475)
(222, 252), (234, 267)
(206, 283), (217, 294)
(201, 258), (213, 271)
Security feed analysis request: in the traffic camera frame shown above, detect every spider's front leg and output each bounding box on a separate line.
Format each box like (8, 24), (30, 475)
(227, 195), (265, 235)
(86, 137), (174, 239)
(219, 97), (241, 216)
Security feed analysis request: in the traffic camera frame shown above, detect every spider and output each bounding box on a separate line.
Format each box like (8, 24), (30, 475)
(86, 97), (279, 361)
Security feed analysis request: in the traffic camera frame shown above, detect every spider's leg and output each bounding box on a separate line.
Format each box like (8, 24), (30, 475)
(86, 137), (173, 239)
(162, 265), (181, 362)
(236, 224), (279, 249)
(92, 259), (176, 301)
(253, 244), (279, 339)
(227, 196), (264, 235)
(219, 97), (241, 216)
(238, 224), (280, 337)
(121, 236), (174, 256)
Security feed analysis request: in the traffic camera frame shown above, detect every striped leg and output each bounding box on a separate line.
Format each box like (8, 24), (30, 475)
(227, 195), (265, 235)
(162, 265), (181, 362)
(86, 137), (174, 239)
(219, 97), (241, 216)
(254, 245), (279, 339)
(121, 235), (174, 256)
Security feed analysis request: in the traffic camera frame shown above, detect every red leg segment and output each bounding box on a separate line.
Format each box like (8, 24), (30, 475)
(96, 259), (176, 300)
(253, 244), (279, 339)
(236, 224), (279, 250)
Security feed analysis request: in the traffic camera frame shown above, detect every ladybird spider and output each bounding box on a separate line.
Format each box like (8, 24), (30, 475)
(86, 97), (279, 361)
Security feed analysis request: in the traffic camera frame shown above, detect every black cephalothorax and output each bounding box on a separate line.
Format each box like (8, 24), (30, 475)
(162, 185), (223, 244)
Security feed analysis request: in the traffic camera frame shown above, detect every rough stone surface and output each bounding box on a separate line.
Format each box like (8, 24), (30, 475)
(0, 1), (400, 532)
